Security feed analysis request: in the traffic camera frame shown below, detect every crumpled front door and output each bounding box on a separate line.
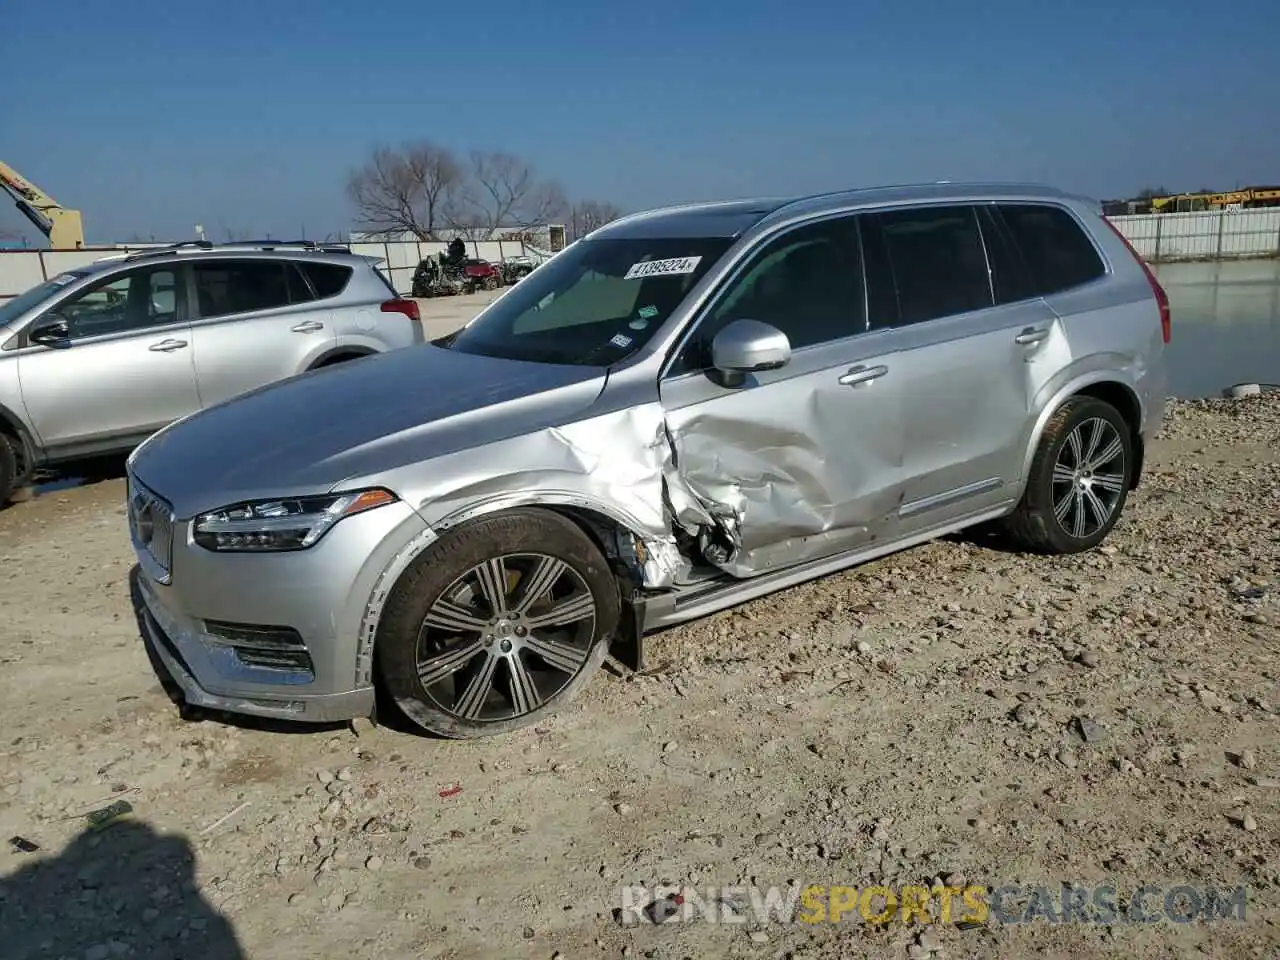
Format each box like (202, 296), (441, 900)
(659, 333), (907, 578)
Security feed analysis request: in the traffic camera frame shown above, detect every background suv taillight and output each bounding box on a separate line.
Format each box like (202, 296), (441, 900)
(382, 297), (424, 341)
(1101, 217), (1171, 344)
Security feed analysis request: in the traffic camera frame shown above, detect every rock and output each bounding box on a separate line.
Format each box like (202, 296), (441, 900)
(749, 930), (769, 943)
(1242, 813), (1258, 833)
(1077, 650), (1100, 669)
(317, 770), (334, 785)
(1238, 749), (1259, 770)
(324, 891), (347, 912)
(1057, 748), (1079, 769)
(141, 907), (160, 923)
(663, 741), (678, 753)
(919, 926), (944, 951)
(288, 892), (307, 905)
(521, 926), (535, 940)
(1074, 716), (1106, 744)
(1243, 612), (1268, 625)
(350, 716), (375, 737)
(856, 640), (872, 654)
(1013, 702), (1035, 724)
(613, 803), (632, 816)
(337, 767), (353, 782)
(366, 855), (383, 871)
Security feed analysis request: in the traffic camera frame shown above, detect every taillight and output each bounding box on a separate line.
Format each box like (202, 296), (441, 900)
(381, 298), (420, 322)
(1102, 216), (1171, 344)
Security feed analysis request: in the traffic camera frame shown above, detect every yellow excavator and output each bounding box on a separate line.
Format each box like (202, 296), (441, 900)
(0, 160), (84, 248)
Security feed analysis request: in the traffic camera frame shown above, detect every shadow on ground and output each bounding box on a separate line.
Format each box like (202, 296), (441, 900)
(0, 819), (244, 960)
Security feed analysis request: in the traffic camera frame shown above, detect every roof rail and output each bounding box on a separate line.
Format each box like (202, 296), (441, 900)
(123, 239), (351, 262)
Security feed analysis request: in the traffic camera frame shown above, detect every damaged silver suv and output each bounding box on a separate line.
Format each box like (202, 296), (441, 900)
(127, 182), (1170, 738)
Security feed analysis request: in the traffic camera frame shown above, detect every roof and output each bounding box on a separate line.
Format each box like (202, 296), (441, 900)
(595, 182), (1085, 240)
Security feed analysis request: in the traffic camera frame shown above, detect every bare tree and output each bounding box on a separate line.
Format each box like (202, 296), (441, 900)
(347, 142), (463, 240)
(452, 151), (568, 239)
(570, 200), (624, 239)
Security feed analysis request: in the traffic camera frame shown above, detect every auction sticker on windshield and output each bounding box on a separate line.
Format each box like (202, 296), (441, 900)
(624, 256), (702, 280)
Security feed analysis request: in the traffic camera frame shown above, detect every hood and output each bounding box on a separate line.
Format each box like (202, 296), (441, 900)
(129, 345), (607, 518)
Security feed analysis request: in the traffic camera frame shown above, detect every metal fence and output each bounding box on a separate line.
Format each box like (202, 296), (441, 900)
(1114, 207), (1280, 262)
(3, 209), (1280, 304)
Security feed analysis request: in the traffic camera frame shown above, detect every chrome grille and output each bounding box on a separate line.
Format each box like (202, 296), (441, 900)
(129, 478), (174, 578)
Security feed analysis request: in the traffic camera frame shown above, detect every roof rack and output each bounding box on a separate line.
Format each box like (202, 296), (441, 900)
(123, 239), (351, 262)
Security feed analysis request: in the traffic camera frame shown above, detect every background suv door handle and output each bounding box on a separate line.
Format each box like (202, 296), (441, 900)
(290, 320), (325, 333)
(148, 338), (188, 352)
(1015, 327), (1050, 345)
(838, 364), (889, 387)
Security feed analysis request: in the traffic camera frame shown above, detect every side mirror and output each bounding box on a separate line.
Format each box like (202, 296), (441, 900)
(28, 316), (72, 348)
(710, 319), (791, 386)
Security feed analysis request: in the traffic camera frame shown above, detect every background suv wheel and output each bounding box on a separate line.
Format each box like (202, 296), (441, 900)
(376, 508), (620, 738)
(1004, 396), (1134, 554)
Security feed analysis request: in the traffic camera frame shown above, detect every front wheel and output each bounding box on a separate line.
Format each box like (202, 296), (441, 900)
(1003, 396), (1133, 554)
(376, 509), (620, 738)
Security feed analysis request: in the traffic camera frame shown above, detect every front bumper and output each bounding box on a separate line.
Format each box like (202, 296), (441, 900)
(130, 491), (431, 723)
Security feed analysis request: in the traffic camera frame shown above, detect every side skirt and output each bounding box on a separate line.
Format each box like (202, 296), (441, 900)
(636, 499), (1017, 633)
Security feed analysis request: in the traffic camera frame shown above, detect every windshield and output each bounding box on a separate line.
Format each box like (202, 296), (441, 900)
(0, 273), (83, 329)
(444, 237), (735, 365)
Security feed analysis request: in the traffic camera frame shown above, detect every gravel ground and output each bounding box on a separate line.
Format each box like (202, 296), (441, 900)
(0, 394), (1277, 960)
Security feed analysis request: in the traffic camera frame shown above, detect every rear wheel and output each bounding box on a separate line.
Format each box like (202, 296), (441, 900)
(377, 509), (620, 738)
(1003, 396), (1133, 554)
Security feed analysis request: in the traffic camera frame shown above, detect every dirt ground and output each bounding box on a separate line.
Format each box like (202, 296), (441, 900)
(0, 394), (1277, 960)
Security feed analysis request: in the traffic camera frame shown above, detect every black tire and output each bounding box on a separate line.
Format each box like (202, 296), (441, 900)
(376, 508), (620, 738)
(0, 434), (16, 507)
(1003, 396), (1133, 554)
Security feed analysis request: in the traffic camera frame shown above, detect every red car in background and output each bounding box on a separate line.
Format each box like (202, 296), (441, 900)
(462, 259), (502, 291)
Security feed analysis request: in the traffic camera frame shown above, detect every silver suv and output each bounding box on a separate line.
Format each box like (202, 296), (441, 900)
(0, 242), (425, 501)
(126, 183), (1170, 739)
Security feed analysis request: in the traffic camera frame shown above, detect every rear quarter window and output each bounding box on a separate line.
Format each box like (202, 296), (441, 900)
(299, 262), (354, 299)
(997, 204), (1106, 296)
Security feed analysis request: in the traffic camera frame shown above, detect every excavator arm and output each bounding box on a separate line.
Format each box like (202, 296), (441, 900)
(0, 160), (84, 248)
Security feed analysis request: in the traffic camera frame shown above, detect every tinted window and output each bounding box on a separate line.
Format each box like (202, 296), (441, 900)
(193, 261), (291, 318)
(299, 262), (353, 299)
(56, 267), (180, 340)
(864, 206), (993, 327)
(978, 206), (1036, 304)
(676, 217), (864, 370)
(285, 263), (315, 304)
(997, 204), (1105, 295)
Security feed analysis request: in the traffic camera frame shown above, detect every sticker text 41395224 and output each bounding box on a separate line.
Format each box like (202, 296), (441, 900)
(623, 256), (702, 281)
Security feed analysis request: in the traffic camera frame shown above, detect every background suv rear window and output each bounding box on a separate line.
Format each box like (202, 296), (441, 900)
(997, 204), (1106, 296)
(193, 261), (293, 318)
(299, 262), (353, 299)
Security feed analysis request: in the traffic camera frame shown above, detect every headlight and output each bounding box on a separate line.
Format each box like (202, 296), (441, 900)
(193, 488), (398, 552)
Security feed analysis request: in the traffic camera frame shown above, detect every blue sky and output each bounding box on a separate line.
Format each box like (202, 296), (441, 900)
(2, 0), (1277, 244)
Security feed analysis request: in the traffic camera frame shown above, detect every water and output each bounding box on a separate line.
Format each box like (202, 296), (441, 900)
(1155, 259), (1280, 398)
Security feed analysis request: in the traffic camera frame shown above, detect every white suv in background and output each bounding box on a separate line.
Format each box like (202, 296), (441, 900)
(0, 241), (425, 502)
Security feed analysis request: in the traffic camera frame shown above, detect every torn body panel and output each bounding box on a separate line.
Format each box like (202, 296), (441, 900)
(377, 401), (708, 591)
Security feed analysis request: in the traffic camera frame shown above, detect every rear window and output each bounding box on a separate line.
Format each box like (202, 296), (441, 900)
(193, 261), (295, 318)
(298, 262), (353, 299)
(997, 204), (1106, 296)
(863, 205), (994, 327)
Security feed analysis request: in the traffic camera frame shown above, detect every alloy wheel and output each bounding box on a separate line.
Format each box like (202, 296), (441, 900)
(414, 553), (597, 723)
(1050, 417), (1127, 539)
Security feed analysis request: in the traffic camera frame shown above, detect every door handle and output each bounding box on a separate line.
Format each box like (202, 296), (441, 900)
(1014, 327), (1050, 346)
(291, 320), (325, 333)
(148, 338), (188, 352)
(838, 364), (889, 387)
